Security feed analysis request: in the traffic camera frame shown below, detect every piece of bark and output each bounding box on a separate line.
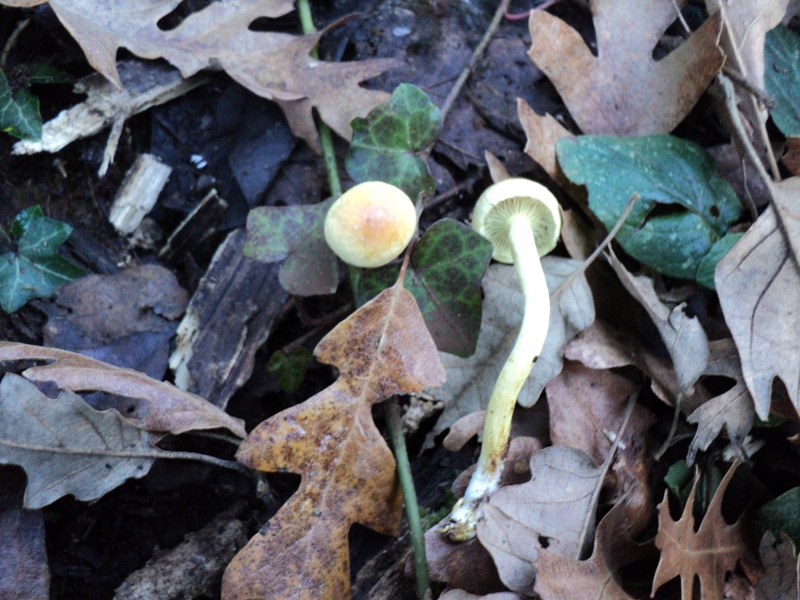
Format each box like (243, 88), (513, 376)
(109, 154), (172, 235)
(0, 467), (50, 600)
(159, 189), (228, 262)
(169, 228), (288, 408)
(113, 509), (248, 600)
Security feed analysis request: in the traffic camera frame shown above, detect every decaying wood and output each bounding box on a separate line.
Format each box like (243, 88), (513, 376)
(109, 153), (172, 235)
(169, 228), (288, 408)
(113, 509), (248, 600)
(159, 189), (228, 261)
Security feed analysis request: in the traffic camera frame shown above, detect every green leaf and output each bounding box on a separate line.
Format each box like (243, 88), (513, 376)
(243, 199), (339, 296)
(9, 205), (44, 240)
(557, 135), (742, 280)
(355, 219), (493, 357)
(696, 233), (743, 289)
(267, 346), (314, 393)
(0, 213), (86, 313)
(0, 70), (42, 141)
(664, 460), (693, 505)
(765, 25), (800, 136)
(346, 83), (443, 202)
(757, 487), (800, 547)
(27, 64), (73, 85)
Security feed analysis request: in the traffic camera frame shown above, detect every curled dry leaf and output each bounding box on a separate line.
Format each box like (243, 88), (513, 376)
(0, 0), (397, 150)
(429, 259), (594, 445)
(476, 446), (605, 594)
(717, 178), (800, 419)
(653, 463), (755, 600)
(528, 0), (724, 135)
(0, 342), (246, 438)
(222, 282), (445, 600)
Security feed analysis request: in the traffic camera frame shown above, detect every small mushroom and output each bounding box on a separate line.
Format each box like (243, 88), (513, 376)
(443, 177), (561, 541)
(324, 181), (417, 268)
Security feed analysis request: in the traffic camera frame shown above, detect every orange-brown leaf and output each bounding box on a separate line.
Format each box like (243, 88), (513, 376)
(0, 342), (245, 438)
(653, 463), (754, 600)
(222, 282), (445, 599)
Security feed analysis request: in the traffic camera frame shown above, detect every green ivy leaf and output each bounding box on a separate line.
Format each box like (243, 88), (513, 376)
(557, 135), (742, 280)
(346, 83), (443, 202)
(0, 71), (42, 141)
(9, 205), (44, 240)
(765, 25), (800, 136)
(355, 219), (493, 357)
(243, 199), (338, 296)
(268, 346), (314, 394)
(757, 487), (800, 547)
(696, 233), (743, 290)
(0, 212), (86, 313)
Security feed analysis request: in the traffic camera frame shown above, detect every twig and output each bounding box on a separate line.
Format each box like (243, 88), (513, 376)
(385, 399), (430, 600)
(440, 0), (512, 121)
(551, 193), (640, 302)
(1, 18), (29, 69)
(297, 0), (342, 198)
(504, 0), (562, 21)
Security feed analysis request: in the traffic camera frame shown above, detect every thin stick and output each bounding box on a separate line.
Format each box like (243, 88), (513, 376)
(440, 0), (512, 121)
(551, 193), (640, 302)
(1, 18), (29, 69)
(296, 0), (342, 198)
(385, 400), (430, 600)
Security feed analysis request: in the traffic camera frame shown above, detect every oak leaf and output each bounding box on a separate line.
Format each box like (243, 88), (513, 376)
(0, 342), (246, 438)
(221, 281), (445, 599)
(716, 177), (800, 419)
(528, 0), (723, 136)
(653, 463), (754, 600)
(0, 0), (397, 150)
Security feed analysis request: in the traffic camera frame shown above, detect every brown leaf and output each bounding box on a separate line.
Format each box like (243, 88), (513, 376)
(753, 531), (799, 600)
(221, 282), (445, 599)
(528, 0), (724, 135)
(0, 467), (49, 600)
(653, 463), (754, 600)
(439, 591), (523, 600)
(607, 251), (709, 393)
(477, 446), (605, 594)
(716, 179), (800, 419)
(534, 500), (645, 600)
(0, 342), (246, 438)
(545, 361), (650, 467)
(5, 0), (397, 149)
(517, 98), (573, 183)
(782, 137), (800, 176)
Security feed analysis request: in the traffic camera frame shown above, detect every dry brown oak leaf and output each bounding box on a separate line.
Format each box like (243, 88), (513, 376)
(221, 281), (445, 600)
(652, 462), (755, 600)
(0, 342), (246, 438)
(528, 0), (724, 136)
(0, 0), (397, 150)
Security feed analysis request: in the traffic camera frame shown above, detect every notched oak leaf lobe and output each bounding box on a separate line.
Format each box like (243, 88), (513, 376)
(222, 282), (445, 600)
(528, 0), (723, 135)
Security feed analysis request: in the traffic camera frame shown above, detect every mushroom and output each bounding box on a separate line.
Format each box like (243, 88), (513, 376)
(324, 181), (417, 268)
(443, 177), (561, 541)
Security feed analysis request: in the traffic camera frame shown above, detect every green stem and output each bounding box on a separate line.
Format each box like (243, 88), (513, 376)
(1, 19), (30, 69)
(385, 400), (430, 600)
(296, 0), (342, 199)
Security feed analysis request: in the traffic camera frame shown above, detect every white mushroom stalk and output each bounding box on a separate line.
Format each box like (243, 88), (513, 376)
(443, 179), (560, 541)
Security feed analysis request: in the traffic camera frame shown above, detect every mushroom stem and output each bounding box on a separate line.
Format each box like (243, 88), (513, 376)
(443, 212), (550, 540)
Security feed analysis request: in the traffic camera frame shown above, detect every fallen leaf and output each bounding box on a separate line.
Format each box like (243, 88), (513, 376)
(534, 500), (643, 600)
(757, 487), (800, 548)
(439, 591), (523, 600)
(764, 23), (800, 137)
(716, 179), (800, 419)
(429, 259), (594, 443)
(356, 219), (494, 358)
(0, 467), (49, 600)
(0, 0), (397, 149)
(782, 137), (800, 175)
(41, 265), (189, 380)
(243, 198), (338, 296)
(753, 531), (799, 600)
(528, 1), (724, 135)
(0, 374), (156, 508)
(545, 361), (650, 467)
(221, 281), (445, 599)
(517, 98), (573, 184)
(477, 446), (605, 594)
(653, 463), (754, 600)
(687, 339), (756, 464)
(607, 251), (709, 393)
(0, 342), (246, 438)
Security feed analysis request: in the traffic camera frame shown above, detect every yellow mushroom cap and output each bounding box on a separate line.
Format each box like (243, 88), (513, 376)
(471, 178), (561, 264)
(324, 181), (417, 268)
